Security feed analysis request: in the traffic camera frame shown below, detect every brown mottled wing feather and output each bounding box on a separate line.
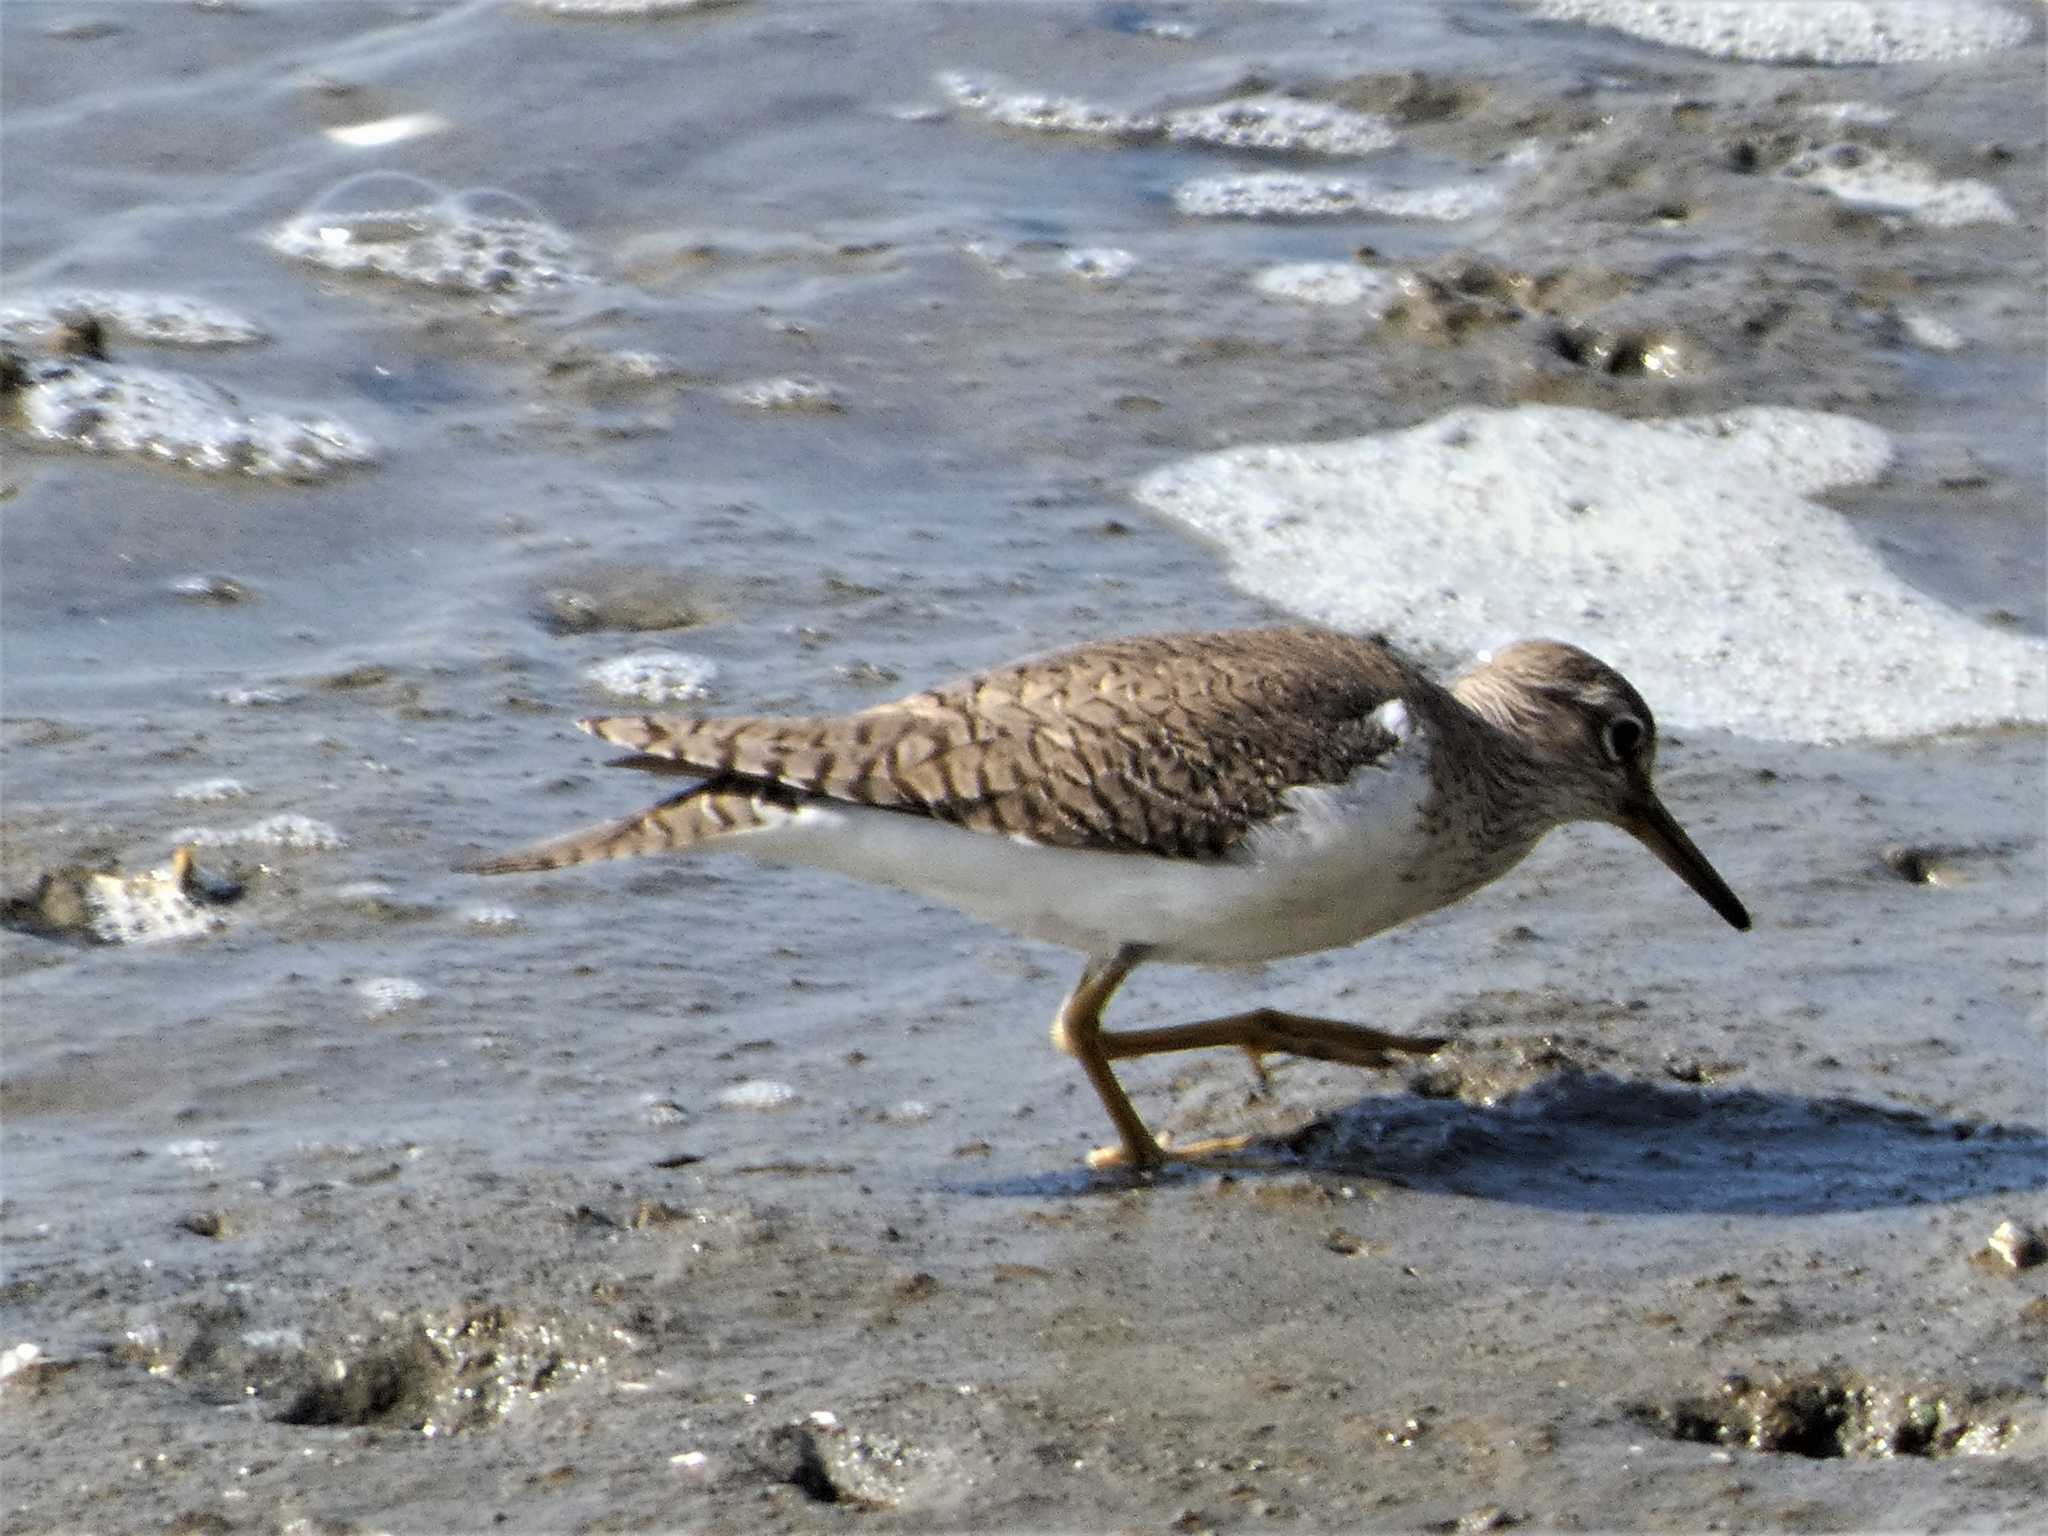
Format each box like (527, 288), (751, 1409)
(483, 628), (1418, 872)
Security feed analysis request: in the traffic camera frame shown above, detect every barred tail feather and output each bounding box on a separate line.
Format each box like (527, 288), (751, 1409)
(456, 784), (800, 875)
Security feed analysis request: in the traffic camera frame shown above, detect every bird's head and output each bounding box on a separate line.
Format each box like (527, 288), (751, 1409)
(1454, 641), (1751, 932)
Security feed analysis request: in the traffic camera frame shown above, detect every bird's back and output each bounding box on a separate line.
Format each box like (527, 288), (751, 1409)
(464, 627), (1427, 875)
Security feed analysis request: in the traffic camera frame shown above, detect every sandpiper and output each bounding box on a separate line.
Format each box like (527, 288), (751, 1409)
(465, 627), (1749, 1169)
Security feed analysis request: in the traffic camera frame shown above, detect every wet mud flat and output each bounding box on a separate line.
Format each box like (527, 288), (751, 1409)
(4, 0), (2047, 1529)
(4, 732), (2044, 1532)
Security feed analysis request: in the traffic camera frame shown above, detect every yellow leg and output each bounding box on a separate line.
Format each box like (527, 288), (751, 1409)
(1101, 1008), (1448, 1072)
(1050, 958), (1448, 1172)
(1049, 948), (1165, 1171)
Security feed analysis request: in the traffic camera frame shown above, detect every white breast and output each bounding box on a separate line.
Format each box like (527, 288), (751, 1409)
(728, 702), (1475, 965)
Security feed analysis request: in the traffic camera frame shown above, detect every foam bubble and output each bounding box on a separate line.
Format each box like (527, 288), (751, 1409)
(716, 1079), (798, 1111)
(1174, 172), (1502, 221)
(584, 650), (719, 703)
(1900, 311), (1964, 352)
(1252, 261), (1400, 312)
(0, 1344), (43, 1383)
(1164, 96), (1397, 156)
(8, 358), (375, 483)
(211, 686), (303, 708)
(1803, 101), (1897, 128)
(172, 813), (347, 851)
(1132, 405), (2047, 744)
(725, 377), (843, 412)
(1516, 0), (2030, 64)
(0, 290), (265, 348)
(267, 174), (594, 300)
(938, 72), (1161, 140)
(941, 74), (1396, 156)
(1065, 248), (1138, 282)
(359, 976), (428, 1016)
(1779, 144), (2014, 228)
(173, 778), (253, 804)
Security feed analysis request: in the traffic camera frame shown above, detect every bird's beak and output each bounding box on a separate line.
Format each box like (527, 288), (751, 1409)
(1619, 793), (1751, 931)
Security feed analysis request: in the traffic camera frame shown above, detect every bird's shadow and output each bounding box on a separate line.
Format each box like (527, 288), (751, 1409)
(955, 1071), (2047, 1216)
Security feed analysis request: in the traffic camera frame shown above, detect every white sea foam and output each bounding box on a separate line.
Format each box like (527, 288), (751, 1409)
(0, 290), (265, 348)
(11, 360), (375, 483)
(940, 74), (1396, 156)
(1064, 248), (1138, 282)
(1780, 145), (2014, 228)
(1132, 405), (2047, 744)
(1900, 311), (1964, 352)
(359, 977), (428, 1016)
(1253, 262), (1400, 313)
(716, 1079), (798, 1111)
(725, 377), (843, 412)
(1517, 0), (2030, 64)
(172, 813), (347, 851)
(1175, 172), (1501, 221)
(585, 650), (718, 703)
(173, 778), (253, 804)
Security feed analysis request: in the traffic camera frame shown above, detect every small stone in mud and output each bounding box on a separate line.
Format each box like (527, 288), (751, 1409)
(317, 663), (395, 691)
(1880, 844), (1972, 887)
(537, 566), (724, 635)
(1982, 1219), (2046, 1271)
(169, 573), (255, 604)
(177, 1210), (230, 1239)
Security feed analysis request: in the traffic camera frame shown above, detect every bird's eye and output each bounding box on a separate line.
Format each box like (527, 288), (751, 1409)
(1603, 714), (1645, 763)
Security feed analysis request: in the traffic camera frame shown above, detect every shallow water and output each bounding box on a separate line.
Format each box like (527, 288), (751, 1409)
(3, 2), (2044, 1529)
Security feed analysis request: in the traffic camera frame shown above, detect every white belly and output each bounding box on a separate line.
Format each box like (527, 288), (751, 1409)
(729, 730), (1503, 964)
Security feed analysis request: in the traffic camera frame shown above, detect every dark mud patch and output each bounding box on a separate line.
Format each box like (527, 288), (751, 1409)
(113, 1298), (613, 1432)
(1636, 1368), (2021, 1459)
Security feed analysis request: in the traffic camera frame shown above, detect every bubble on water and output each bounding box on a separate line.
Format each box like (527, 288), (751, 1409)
(1064, 247), (1138, 282)
(1779, 144), (2014, 228)
(1802, 101), (1897, 128)
(1164, 95), (1396, 156)
(267, 174), (595, 300)
(1252, 261), (1400, 313)
(171, 813), (347, 851)
(1174, 172), (1502, 221)
(0, 290), (265, 348)
(167, 1138), (221, 1172)
(359, 976), (428, 1016)
(173, 778), (253, 804)
(1899, 312), (1964, 353)
(584, 650), (719, 703)
(940, 73), (1397, 157)
(7, 357), (375, 483)
(725, 377), (843, 412)
(716, 1079), (798, 1111)
(210, 686), (303, 708)
(938, 71), (1162, 140)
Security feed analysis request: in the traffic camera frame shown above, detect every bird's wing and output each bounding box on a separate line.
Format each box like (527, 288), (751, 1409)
(570, 628), (1421, 861)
